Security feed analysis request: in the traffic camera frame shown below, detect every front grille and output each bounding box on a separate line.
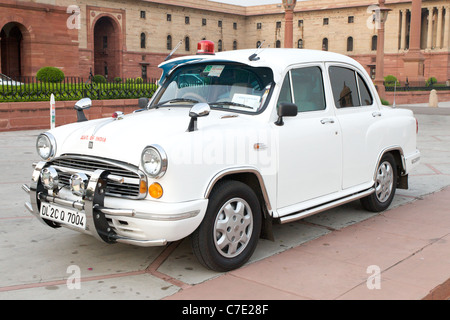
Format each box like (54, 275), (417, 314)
(52, 157), (138, 178)
(51, 155), (145, 199)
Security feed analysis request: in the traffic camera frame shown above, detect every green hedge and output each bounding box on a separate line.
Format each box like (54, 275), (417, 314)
(92, 75), (107, 84)
(36, 67), (65, 83)
(384, 75), (400, 87)
(425, 77), (437, 87)
(0, 82), (158, 102)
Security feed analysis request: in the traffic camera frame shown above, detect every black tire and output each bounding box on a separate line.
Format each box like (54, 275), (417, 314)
(191, 180), (262, 272)
(361, 152), (397, 212)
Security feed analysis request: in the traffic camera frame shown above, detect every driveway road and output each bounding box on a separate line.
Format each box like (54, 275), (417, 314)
(0, 105), (449, 300)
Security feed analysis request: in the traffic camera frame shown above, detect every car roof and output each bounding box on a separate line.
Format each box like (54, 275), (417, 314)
(160, 48), (364, 83)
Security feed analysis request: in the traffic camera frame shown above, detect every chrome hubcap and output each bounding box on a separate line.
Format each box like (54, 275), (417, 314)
(214, 198), (253, 258)
(375, 161), (394, 203)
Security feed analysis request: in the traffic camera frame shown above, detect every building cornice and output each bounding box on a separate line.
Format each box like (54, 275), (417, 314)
(141, 0), (247, 16)
(0, 0), (68, 13)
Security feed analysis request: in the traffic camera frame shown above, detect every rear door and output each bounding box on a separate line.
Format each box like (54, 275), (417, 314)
(327, 64), (382, 189)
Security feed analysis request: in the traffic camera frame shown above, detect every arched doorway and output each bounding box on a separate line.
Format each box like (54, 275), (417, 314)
(93, 16), (120, 80)
(0, 22), (26, 77)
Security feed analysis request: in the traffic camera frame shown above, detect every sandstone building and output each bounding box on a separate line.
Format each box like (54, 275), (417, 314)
(0, 0), (449, 84)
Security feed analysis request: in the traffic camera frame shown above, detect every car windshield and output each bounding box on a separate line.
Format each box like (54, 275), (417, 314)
(151, 62), (274, 113)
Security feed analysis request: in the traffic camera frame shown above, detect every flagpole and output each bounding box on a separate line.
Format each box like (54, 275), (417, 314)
(50, 94), (55, 129)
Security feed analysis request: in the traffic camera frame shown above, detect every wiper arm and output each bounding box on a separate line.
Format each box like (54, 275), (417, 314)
(209, 101), (253, 110)
(151, 98), (199, 109)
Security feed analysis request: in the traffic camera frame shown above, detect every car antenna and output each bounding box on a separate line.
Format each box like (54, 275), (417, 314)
(164, 39), (183, 61)
(248, 40), (266, 61)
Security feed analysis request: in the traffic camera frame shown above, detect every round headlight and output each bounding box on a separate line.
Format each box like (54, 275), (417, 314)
(141, 145), (167, 178)
(36, 133), (56, 160)
(41, 167), (59, 191)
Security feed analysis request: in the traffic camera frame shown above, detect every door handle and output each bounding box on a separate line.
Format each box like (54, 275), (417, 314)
(320, 118), (335, 124)
(372, 111), (382, 117)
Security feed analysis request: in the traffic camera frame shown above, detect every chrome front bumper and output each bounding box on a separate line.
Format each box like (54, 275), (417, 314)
(23, 161), (201, 247)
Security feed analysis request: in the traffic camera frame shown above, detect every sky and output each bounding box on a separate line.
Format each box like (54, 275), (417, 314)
(210, 0), (310, 6)
(210, 0), (282, 6)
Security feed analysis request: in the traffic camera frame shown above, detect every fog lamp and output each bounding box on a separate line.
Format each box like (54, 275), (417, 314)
(41, 167), (59, 191)
(70, 173), (89, 197)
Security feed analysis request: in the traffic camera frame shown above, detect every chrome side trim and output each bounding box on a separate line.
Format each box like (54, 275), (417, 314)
(131, 209), (200, 221)
(205, 167), (272, 212)
(113, 237), (167, 247)
(97, 207), (136, 217)
(375, 146), (405, 179)
(279, 187), (375, 224)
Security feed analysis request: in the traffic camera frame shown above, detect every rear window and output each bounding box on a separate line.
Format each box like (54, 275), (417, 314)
(329, 66), (374, 108)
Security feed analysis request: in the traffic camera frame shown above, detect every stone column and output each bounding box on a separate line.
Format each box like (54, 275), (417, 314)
(400, 9), (407, 50)
(444, 6), (450, 49)
(436, 6), (443, 49)
(403, 0), (425, 83)
(409, 0), (422, 50)
(427, 7), (434, 49)
(282, 0), (297, 48)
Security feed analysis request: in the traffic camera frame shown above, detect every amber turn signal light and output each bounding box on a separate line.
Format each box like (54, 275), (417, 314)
(149, 182), (163, 199)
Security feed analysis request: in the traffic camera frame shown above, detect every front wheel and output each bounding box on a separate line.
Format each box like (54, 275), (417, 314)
(361, 153), (397, 212)
(192, 180), (262, 272)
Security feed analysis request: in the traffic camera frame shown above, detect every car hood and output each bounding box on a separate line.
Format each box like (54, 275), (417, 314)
(51, 107), (259, 167)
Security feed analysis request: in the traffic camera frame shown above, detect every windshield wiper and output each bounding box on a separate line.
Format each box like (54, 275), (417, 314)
(151, 98), (199, 109)
(209, 101), (253, 110)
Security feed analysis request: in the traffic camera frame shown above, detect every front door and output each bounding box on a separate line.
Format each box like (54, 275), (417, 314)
(276, 65), (342, 210)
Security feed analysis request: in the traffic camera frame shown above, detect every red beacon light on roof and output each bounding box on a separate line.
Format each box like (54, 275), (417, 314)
(197, 40), (215, 55)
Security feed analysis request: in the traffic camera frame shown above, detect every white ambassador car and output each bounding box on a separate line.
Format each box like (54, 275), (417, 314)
(24, 43), (420, 271)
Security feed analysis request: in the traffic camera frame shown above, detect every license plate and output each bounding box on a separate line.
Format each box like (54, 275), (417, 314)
(40, 202), (86, 230)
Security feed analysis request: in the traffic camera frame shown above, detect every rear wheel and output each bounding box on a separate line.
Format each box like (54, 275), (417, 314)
(192, 180), (262, 272)
(361, 153), (397, 212)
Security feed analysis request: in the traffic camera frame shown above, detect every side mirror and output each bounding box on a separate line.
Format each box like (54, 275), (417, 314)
(275, 103), (298, 126)
(74, 98), (92, 122)
(138, 97), (149, 109)
(187, 103), (210, 132)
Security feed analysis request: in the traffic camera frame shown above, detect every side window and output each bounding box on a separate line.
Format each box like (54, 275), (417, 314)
(277, 73), (293, 107)
(329, 66), (359, 108)
(357, 73), (374, 106)
(291, 67), (326, 112)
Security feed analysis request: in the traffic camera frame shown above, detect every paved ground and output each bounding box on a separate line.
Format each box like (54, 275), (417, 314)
(0, 103), (449, 301)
